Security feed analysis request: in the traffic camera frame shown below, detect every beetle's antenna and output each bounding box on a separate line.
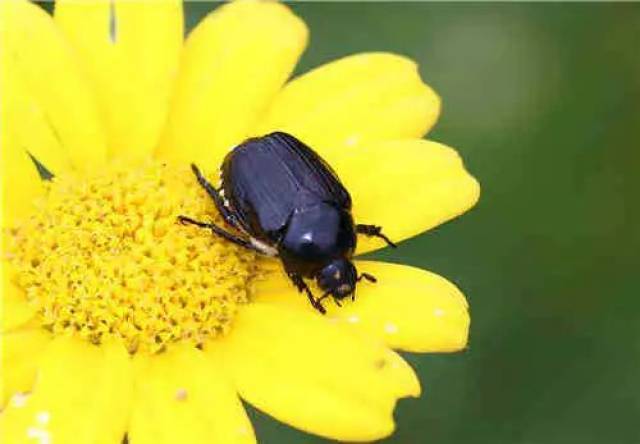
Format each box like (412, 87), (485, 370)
(317, 291), (332, 303)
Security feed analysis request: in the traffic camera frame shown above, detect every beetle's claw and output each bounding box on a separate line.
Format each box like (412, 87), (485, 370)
(314, 300), (327, 314)
(377, 231), (397, 249)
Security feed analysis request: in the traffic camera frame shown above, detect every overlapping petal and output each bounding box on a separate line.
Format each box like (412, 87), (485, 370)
(0, 327), (50, 407)
(331, 139), (480, 253)
(257, 52), (440, 152)
(0, 337), (132, 444)
(254, 261), (470, 353)
(0, 0), (107, 173)
(55, 0), (183, 161)
(0, 61), (72, 177)
(207, 303), (420, 442)
(128, 344), (255, 444)
(0, 125), (43, 226)
(1, 270), (36, 333)
(158, 0), (308, 168)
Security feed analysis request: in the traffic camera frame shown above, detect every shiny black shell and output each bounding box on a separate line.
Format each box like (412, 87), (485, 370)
(220, 132), (357, 276)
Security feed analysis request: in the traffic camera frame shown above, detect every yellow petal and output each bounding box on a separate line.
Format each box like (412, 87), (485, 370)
(0, 337), (133, 444)
(255, 261), (470, 353)
(1, 268), (36, 333)
(54, 0), (183, 162)
(257, 53), (440, 151)
(157, 0), (308, 167)
(128, 344), (255, 444)
(0, 123), (43, 227)
(0, 327), (50, 407)
(207, 303), (420, 442)
(334, 139), (480, 253)
(0, 0), (107, 173)
(0, 59), (73, 177)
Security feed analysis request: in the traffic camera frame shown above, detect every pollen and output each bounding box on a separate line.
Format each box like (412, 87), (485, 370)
(5, 162), (258, 354)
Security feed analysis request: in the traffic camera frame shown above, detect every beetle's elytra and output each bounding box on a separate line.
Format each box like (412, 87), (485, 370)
(179, 131), (396, 314)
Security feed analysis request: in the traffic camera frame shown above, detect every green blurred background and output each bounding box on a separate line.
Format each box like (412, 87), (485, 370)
(186, 3), (640, 443)
(38, 1), (639, 443)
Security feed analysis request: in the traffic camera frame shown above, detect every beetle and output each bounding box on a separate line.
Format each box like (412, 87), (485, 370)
(178, 131), (396, 314)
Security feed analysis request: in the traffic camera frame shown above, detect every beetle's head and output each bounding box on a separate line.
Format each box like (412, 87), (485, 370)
(316, 258), (357, 299)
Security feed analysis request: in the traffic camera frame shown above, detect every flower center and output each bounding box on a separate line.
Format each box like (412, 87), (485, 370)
(5, 162), (258, 354)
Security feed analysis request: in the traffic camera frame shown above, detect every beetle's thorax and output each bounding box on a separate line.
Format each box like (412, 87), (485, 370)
(279, 201), (356, 277)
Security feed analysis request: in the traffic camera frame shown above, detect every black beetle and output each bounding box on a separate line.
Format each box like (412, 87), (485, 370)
(178, 131), (396, 314)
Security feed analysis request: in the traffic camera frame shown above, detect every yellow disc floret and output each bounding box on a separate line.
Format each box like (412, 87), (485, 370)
(5, 162), (257, 354)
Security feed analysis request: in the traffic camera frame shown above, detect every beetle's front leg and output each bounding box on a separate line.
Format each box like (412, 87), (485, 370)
(288, 272), (326, 314)
(356, 224), (397, 248)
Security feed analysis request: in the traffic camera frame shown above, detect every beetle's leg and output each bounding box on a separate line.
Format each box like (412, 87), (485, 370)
(177, 215), (264, 254)
(358, 272), (377, 283)
(356, 224), (397, 248)
(289, 273), (326, 314)
(190, 164), (242, 229)
(316, 291), (344, 307)
(355, 273), (377, 301)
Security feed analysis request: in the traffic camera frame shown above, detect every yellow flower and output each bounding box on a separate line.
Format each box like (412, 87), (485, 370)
(0, 0), (480, 442)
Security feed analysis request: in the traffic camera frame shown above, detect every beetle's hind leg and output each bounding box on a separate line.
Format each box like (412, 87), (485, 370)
(356, 224), (397, 248)
(190, 164), (241, 229)
(177, 215), (264, 254)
